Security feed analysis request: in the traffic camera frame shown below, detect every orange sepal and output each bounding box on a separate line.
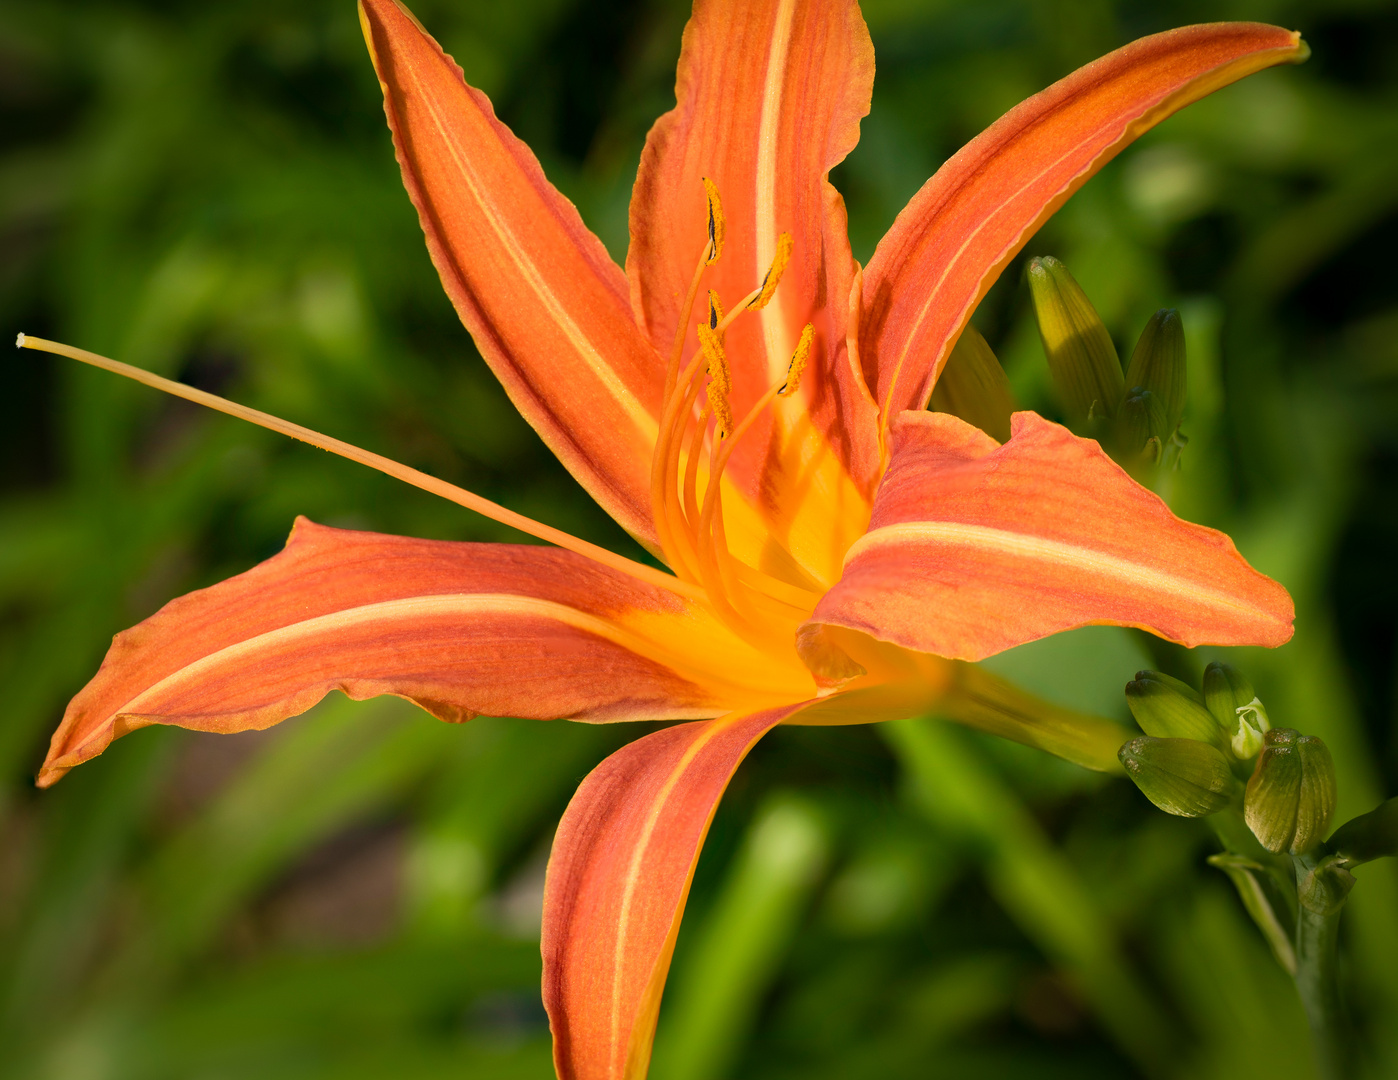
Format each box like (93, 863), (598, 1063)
(862, 22), (1308, 417)
(542, 703), (807, 1080)
(360, 0), (665, 548)
(806, 411), (1294, 662)
(37, 519), (796, 788)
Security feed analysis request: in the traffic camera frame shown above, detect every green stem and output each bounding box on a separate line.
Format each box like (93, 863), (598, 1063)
(1294, 903), (1347, 1080)
(1292, 855), (1355, 1080)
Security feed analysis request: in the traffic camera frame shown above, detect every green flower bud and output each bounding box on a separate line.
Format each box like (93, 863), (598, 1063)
(1125, 670), (1222, 744)
(1026, 256), (1124, 424)
(1111, 387), (1169, 468)
(930, 325), (1015, 443)
(1203, 662), (1270, 758)
(1119, 736), (1239, 817)
(1295, 736), (1338, 856)
(1122, 308), (1187, 436)
(1244, 729), (1338, 854)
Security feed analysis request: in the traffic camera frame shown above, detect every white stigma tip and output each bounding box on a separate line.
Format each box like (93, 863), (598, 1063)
(15, 333), (25, 348)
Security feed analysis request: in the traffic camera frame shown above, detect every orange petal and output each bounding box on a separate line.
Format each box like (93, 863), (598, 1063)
(629, 0), (881, 578)
(39, 519), (815, 788)
(805, 411), (1294, 662)
(542, 703), (806, 1080)
(862, 23), (1308, 418)
(360, 0), (665, 548)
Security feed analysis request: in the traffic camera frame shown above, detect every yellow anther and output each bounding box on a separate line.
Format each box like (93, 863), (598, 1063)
(702, 177), (725, 265)
(750, 232), (792, 310)
(696, 322), (733, 437)
(711, 386), (734, 439)
(780, 324), (814, 396)
(696, 322), (728, 392)
(707, 289), (725, 333)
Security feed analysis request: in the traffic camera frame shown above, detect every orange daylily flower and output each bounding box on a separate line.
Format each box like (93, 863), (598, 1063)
(25, 2), (1305, 1078)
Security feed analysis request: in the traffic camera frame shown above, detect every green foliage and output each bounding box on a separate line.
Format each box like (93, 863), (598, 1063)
(2, 0), (1397, 1078)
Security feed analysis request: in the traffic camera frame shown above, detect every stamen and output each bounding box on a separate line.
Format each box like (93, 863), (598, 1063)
(715, 287), (762, 334)
(707, 290), (725, 332)
(662, 240), (713, 407)
(696, 323), (734, 438)
(652, 223), (716, 565)
(681, 402), (711, 531)
(779, 323), (814, 396)
(660, 361), (710, 580)
(702, 177), (726, 265)
(750, 232), (793, 310)
(18, 334), (707, 603)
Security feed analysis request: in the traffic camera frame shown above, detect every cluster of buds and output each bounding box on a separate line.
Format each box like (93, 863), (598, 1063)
(929, 255), (1187, 484)
(1026, 256), (1187, 478)
(1118, 663), (1338, 856)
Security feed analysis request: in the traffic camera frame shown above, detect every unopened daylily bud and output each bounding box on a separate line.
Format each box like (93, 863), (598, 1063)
(930, 325), (1015, 443)
(1203, 662), (1270, 758)
(1123, 308), (1187, 436)
(1245, 729), (1337, 854)
(1026, 256), (1124, 424)
(1119, 736), (1239, 817)
(1294, 735), (1338, 856)
(1125, 671), (1222, 744)
(1111, 387), (1168, 469)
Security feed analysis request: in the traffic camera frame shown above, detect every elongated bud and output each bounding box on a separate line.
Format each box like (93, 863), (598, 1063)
(701, 177), (725, 264)
(1026, 256), (1124, 423)
(1125, 671), (1222, 744)
(1123, 308), (1187, 435)
(1119, 736), (1239, 817)
(930, 325), (1015, 443)
(1203, 662), (1270, 758)
(1245, 729), (1337, 854)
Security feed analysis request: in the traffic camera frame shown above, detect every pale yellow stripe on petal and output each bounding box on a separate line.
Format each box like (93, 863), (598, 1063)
(409, 67), (659, 445)
(114, 594), (777, 717)
(608, 714), (732, 1071)
(756, 0), (797, 383)
(845, 521), (1275, 620)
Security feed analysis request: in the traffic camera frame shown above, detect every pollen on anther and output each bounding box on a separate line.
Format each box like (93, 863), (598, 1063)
(702, 177), (725, 265)
(751, 232), (793, 310)
(696, 323), (734, 436)
(707, 290), (725, 333)
(780, 324), (815, 396)
(697, 323), (729, 394)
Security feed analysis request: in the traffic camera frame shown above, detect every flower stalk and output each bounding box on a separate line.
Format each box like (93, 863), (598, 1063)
(1118, 665), (1390, 1080)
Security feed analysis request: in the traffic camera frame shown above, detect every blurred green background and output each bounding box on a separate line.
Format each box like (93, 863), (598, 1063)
(1, 0), (1396, 1077)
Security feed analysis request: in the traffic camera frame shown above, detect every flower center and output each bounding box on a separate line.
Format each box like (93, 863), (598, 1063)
(647, 179), (819, 646)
